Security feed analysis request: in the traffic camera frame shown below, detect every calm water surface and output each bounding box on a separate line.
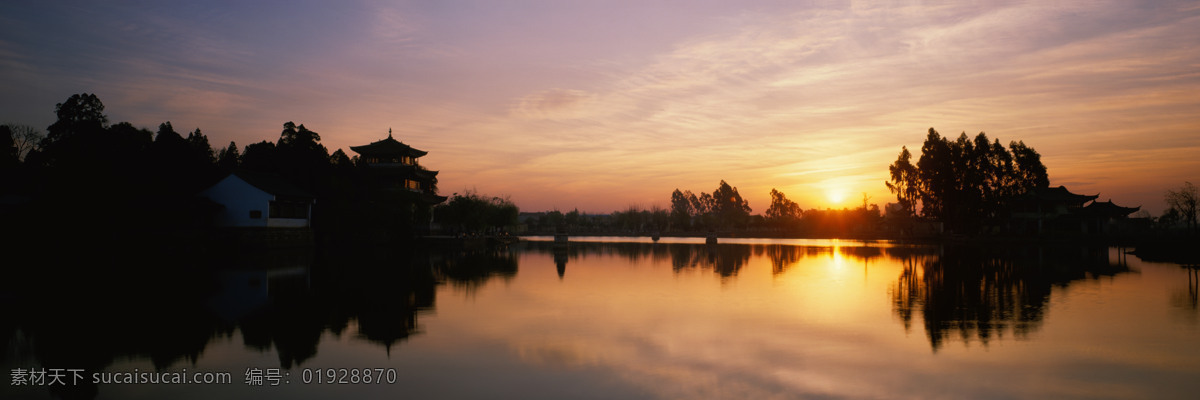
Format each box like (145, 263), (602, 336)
(4, 238), (1199, 399)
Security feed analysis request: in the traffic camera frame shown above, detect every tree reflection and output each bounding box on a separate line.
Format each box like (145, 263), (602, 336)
(522, 241), (750, 279)
(1171, 266), (1199, 312)
(890, 245), (1131, 351)
(766, 245), (803, 275)
(430, 248), (517, 294)
(1, 241), (523, 399)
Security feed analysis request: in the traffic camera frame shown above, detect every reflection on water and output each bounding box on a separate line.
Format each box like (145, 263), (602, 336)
(1, 244), (519, 399)
(3, 239), (1199, 399)
(521, 240), (1143, 352)
(890, 245), (1131, 350)
(1173, 266), (1200, 326)
(1176, 267), (1200, 309)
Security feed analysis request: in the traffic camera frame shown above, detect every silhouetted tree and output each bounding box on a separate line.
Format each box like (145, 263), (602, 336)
(434, 191), (519, 233)
(3, 123), (43, 162)
(278, 121), (325, 154)
(666, 181), (751, 230)
(216, 141), (240, 171)
(241, 141), (278, 172)
(906, 128), (1050, 232)
(986, 138), (1017, 208)
(487, 195), (520, 231)
(542, 210), (565, 231)
(695, 192), (714, 218)
(154, 121), (182, 143)
(711, 180), (751, 228)
(916, 128), (953, 220)
(1010, 140), (1049, 191)
(670, 189), (695, 229)
(1165, 182), (1198, 232)
(39, 93), (109, 168)
(146, 121), (218, 196)
(765, 188), (801, 228)
(329, 149), (353, 169)
(275, 122), (329, 191)
(565, 208), (582, 229)
(106, 122), (153, 153)
(277, 121), (328, 168)
(44, 93), (107, 145)
(610, 206), (668, 232)
(0, 125), (17, 173)
(885, 146), (919, 217)
(650, 206), (669, 232)
(1160, 207), (1183, 229)
(104, 122), (153, 184)
(186, 128), (215, 164)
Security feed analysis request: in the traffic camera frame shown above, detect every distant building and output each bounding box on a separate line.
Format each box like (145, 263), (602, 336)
(350, 130), (447, 206)
(1009, 186), (1139, 234)
(1079, 199), (1141, 234)
(200, 171), (315, 228)
(350, 130), (447, 233)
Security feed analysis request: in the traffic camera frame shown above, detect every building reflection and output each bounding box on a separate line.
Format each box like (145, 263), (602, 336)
(553, 247), (569, 279)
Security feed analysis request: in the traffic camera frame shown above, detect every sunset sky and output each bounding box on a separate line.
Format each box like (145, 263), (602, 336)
(2, 1), (1197, 214)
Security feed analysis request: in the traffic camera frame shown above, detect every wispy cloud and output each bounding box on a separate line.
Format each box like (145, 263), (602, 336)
(1, 1), (1196, 212)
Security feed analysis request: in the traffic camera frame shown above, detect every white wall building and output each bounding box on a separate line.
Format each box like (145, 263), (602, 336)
(200, 172), (314, 228)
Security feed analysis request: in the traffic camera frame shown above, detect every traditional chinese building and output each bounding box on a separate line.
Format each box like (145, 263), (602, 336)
(1079, 199), (1141, 234)
(349, 130), (447, 234)
(1009, 186), (1139, 234)
(350, 129), (447, 206)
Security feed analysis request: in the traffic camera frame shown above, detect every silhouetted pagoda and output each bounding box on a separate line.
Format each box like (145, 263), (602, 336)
(1080, 199), (1141, 234)
(350, 129), (447, 207)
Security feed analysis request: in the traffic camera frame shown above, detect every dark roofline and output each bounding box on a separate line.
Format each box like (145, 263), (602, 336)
(349, 134), (428, 158)
(1024, 185), (1099, 203)
(1083, 199), (1141, 217)
(229, 170), (314, 199)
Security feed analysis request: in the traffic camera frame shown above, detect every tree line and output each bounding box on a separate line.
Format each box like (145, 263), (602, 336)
(885, 128), (1050, 233)
(654, 128), (1053, 236)
(6, 94), (1190, 239)
(647, 127), (1191, 237)
(433, 190), (519, 235)
(0, 93), (477, 244)
(521, 206), (671, 234)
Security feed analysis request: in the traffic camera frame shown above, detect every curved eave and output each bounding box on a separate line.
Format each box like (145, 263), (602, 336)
(1083, 201), (1141, 217)
(349, 137), (428, 158)
(422, 193), (448, 205)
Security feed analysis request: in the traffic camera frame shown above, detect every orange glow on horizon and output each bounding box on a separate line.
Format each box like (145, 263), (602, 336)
(2, 2), (1194, 215)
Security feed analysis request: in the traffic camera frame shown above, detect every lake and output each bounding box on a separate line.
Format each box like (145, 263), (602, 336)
(3, 237), (1199, 399)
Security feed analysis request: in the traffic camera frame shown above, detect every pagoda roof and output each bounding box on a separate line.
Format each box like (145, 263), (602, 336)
(1081, 200), (1140, 217)
(349, 132), (428, 158)
(1022, 185), (1099, 204)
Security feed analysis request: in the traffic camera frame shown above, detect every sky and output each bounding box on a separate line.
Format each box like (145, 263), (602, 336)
(2, 0), (1198, 215)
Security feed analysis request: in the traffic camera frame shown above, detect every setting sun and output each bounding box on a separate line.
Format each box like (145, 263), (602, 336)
(821, 178), (855, 207)
(826, 188), (849, 206)
(0, 1), (1196, 215)
(2, 2), (1199, 399)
